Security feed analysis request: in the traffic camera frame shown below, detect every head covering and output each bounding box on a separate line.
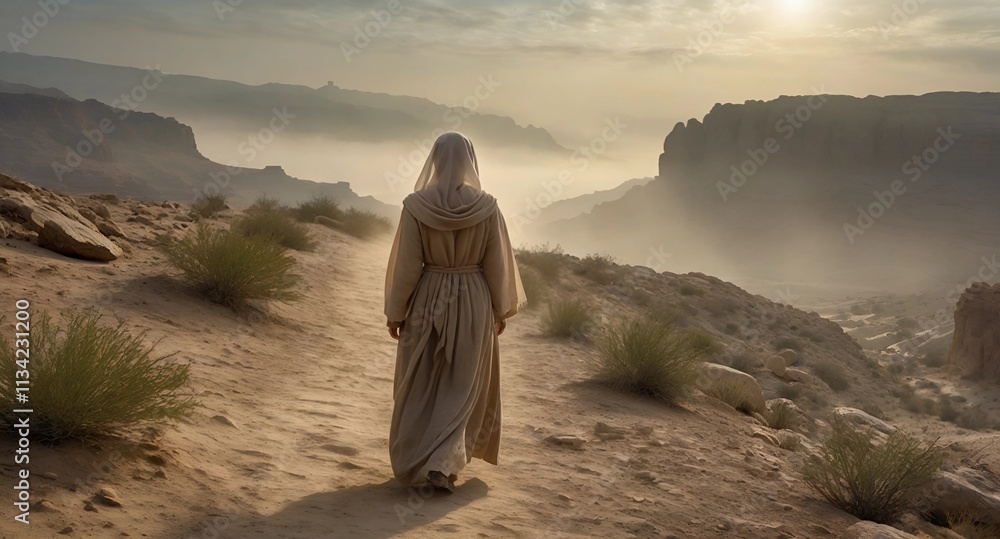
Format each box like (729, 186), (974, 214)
(402, 132), (498, 231)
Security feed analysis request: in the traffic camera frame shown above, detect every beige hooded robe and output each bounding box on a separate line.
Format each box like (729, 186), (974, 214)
(384, 132), (525, 486)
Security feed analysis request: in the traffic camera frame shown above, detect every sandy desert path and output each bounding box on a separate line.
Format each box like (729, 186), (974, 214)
(1, 220), (859, 539)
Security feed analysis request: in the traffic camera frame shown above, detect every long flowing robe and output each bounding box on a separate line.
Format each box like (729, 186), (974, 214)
(384, 193), (523, 486)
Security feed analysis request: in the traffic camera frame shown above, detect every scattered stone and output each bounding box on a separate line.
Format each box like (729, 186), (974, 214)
(750, 429), (780, 447)
(915, 467), (1000, 527)
(87, 201), (112, 218)
(58, 526), (74, 535)
(153, 469), (167, 479)
(833, 407), (897, 435)
(96, 218), (127, 239)
(78, 207), (99, 223)
(777, 349), (799, 366)
(129, 216), (157, 227)
(634, 426), (653, 436)
(41, 472), (58, 480)
(780, 367), (815, 384)
(95, 487), (124, 507)
(696, 363), (768, 416)
(767, 355), (787, 376)
(557, 494), (572, 501)
(634, 470), (658, 483)
(144, 453), (167, 467)
(809, 524), (835, 536)
(36, 499), (60, 512)
(83, 501), (98, 512)
(546, 435), (587, 450)
(843, 521), (918, 538)
(594, 422), (627, 440)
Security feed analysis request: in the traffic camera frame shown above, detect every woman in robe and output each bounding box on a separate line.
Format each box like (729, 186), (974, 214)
(384, 131), (526, 491)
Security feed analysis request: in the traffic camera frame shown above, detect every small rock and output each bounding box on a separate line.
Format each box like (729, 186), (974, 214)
(777, 349), (799, 366)
(41, 472), (58, 480)
(767, 355), (787, 376)
(634, 426), (653, 436)
(84, 500), (98, 512)
(557, 493), (572, 501)
(145, 454), (167, 467)
(36, 499), (60, 512)
(546, 435), (587, 450)
(95, 487), (124, 507)
(58, 527), (74, 535)
(634, 470), (659, 483)
(631, 496), (645, 503)
(781, 367), (815, 384)
(153, 469), (167, 479)
(211, 415), (238, 428)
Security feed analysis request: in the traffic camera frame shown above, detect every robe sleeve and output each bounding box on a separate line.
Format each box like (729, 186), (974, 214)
(384, 208), (425, 323)
(482, 207), (527, 322)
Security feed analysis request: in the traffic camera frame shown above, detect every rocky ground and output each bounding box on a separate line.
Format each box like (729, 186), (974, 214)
(0, 174), (997, 538)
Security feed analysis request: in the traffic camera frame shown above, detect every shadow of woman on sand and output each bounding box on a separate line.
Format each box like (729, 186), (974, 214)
(168, 478), (489, 539)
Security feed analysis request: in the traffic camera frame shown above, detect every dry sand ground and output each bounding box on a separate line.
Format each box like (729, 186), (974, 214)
(0, 208), (994, 539)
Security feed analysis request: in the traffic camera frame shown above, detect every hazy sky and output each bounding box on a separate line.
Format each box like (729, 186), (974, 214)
(3, 0), (999, 142)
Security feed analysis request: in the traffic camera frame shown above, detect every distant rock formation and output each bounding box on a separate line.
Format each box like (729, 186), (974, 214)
(947, 283), (1000, 381)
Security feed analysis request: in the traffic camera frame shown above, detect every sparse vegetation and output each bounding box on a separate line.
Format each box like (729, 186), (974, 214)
(947, 511), (1000, 538)
(725, 351), (760, 374)
(542, 297), (594, 338)
(574, 253), (620, 285)
(294, 194), (343, 222)
(339, 208), (393, 239)
(703, 378), (757, 414)
(517, 243), (564, 281)
(777, 383), (803, 400)
(593, 317), (702, 404)
(813, 360), (851, 392)
(192, 193), (228, 218)
(247, 195), (287, 214)
(163, 224), (300, 310)
(777, 433), (801, 451)
(679, 283), (705, 297)
(234, 204), (314, 251)
(919, 349), (947, 368)
(768, 400), (800, 430)
(0, 312), (193, 441)
(803, 419), (943, 524)
(682, 330), (719, 360)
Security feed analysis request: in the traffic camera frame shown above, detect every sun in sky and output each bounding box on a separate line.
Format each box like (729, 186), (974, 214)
(782, 0), (811, 12)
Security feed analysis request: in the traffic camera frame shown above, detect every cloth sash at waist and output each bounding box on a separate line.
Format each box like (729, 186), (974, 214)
(423, 264), (482, 274)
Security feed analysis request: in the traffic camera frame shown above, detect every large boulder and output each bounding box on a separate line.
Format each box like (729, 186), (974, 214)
(915, 466), (1000, 528)
(0, 174), (122, 261)
(696, 363), (767, 416)
(777, 348), (800, 366)
(843, 521), (918, 539)
(832, 407), (896, 435)
(947, 282), (1000, 381)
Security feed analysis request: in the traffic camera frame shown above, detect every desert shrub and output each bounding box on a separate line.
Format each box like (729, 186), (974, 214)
(954, 407), (991, 431)
(542, 298), (594, 338)
(192, 194), (228, 218)
(919, 349), (947, 368)
(0, 312), (193, 441)
(850, 304), (867, 315)
(294, 194), (343, 222)
(768, 400), (800, 430)
(799, 329), (826, 343)
(778, 433), (801, 452)
(233, 208), (314, 251)
(724, 322), (739, 335)
(516, 264), (546, 308)
(803, 419), (943, 524)
(574, 253), (620, 285)
(946, 512), (1000, 539)
(247, 196), (288, 214)
(682, 330), (719, 360)
(726, 351), (760, 374)
(339, 208), (393, 239)
(773, 337), (802, 352)
(704, 297), (740, 317)
(937, 395), (960, 422)
(813, 360), (851, 392)
(163, 224), (300, 309)
(517, 243), (564, 281)
(703, 379), (757, 414)
(644, 301), (682, 327)
(777, 383), (803, 400)
(679, 284), (705, 297)
(593, 317), (702, 404)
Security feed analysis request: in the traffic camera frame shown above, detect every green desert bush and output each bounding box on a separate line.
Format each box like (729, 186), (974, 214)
(233, 207), (314, 251)
(0, 312), (193, 441)
(813, 360), (851, 392)
(803, 419), (943, 524)
(768, 400), (800, 430)
(574, 253), (620, 285)
(542, 298), (594, 338)
(683, 330), (719, 360)
(593, 317), (702, 404)
(294, 194), (343, 222)
(247, 196), (288, 214)
(339, 208), (393, 239)
(192, 193), (228, 218)
(163, 224), (300, 309)
(704, 379), (757, 414)
(947, 511), (1000, 538)
(517, 243), (564, 281)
